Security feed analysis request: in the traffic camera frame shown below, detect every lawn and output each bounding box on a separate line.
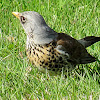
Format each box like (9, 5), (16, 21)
(0, 0), (100, 99)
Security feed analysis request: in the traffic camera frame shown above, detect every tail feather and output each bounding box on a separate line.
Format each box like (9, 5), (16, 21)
(78, 36), (100, 48)
(79, 54), (96, 64)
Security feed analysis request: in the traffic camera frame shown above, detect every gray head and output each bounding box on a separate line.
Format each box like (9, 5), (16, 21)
(12, 11), (57, 44)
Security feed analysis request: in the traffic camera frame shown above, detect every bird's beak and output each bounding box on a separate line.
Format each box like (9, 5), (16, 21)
(12, 12), (21, 19)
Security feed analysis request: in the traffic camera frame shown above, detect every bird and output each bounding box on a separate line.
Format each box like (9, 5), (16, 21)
(12, 11), (100, 76)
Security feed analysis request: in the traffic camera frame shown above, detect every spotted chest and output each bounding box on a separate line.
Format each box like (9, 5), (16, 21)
(26, 42), (74, 75)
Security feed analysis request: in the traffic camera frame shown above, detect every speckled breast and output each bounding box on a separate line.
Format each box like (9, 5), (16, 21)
(26, 42), (74, 76)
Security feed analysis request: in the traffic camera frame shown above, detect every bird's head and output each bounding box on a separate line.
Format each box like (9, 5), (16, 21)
(12, 11), (47, 34)
(12, 11), (57, 44)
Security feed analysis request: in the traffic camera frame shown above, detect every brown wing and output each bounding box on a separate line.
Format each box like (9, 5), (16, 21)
(56, 33), (96, 64)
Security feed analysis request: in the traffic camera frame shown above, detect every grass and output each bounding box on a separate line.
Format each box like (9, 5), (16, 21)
(0, 0), (100, 99)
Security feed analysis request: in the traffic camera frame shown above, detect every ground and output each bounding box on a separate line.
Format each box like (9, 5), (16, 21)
(0, 0), (100, 99)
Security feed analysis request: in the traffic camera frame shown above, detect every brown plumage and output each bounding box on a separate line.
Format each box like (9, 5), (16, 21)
(12, 11), (100, 76)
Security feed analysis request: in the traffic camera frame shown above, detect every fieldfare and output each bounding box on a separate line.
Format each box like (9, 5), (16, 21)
(12, 11), (100, 76)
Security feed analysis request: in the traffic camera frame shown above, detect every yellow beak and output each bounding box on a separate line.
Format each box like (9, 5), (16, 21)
(12, 12), (21, 19)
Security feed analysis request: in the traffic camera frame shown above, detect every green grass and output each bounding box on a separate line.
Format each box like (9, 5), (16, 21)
(0, 0), (100, 99)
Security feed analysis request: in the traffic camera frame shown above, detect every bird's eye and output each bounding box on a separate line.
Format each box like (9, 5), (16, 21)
(20, 16), (26, 24)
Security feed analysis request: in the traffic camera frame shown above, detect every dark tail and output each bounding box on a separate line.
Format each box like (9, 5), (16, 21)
(78, 36), (100, 48)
